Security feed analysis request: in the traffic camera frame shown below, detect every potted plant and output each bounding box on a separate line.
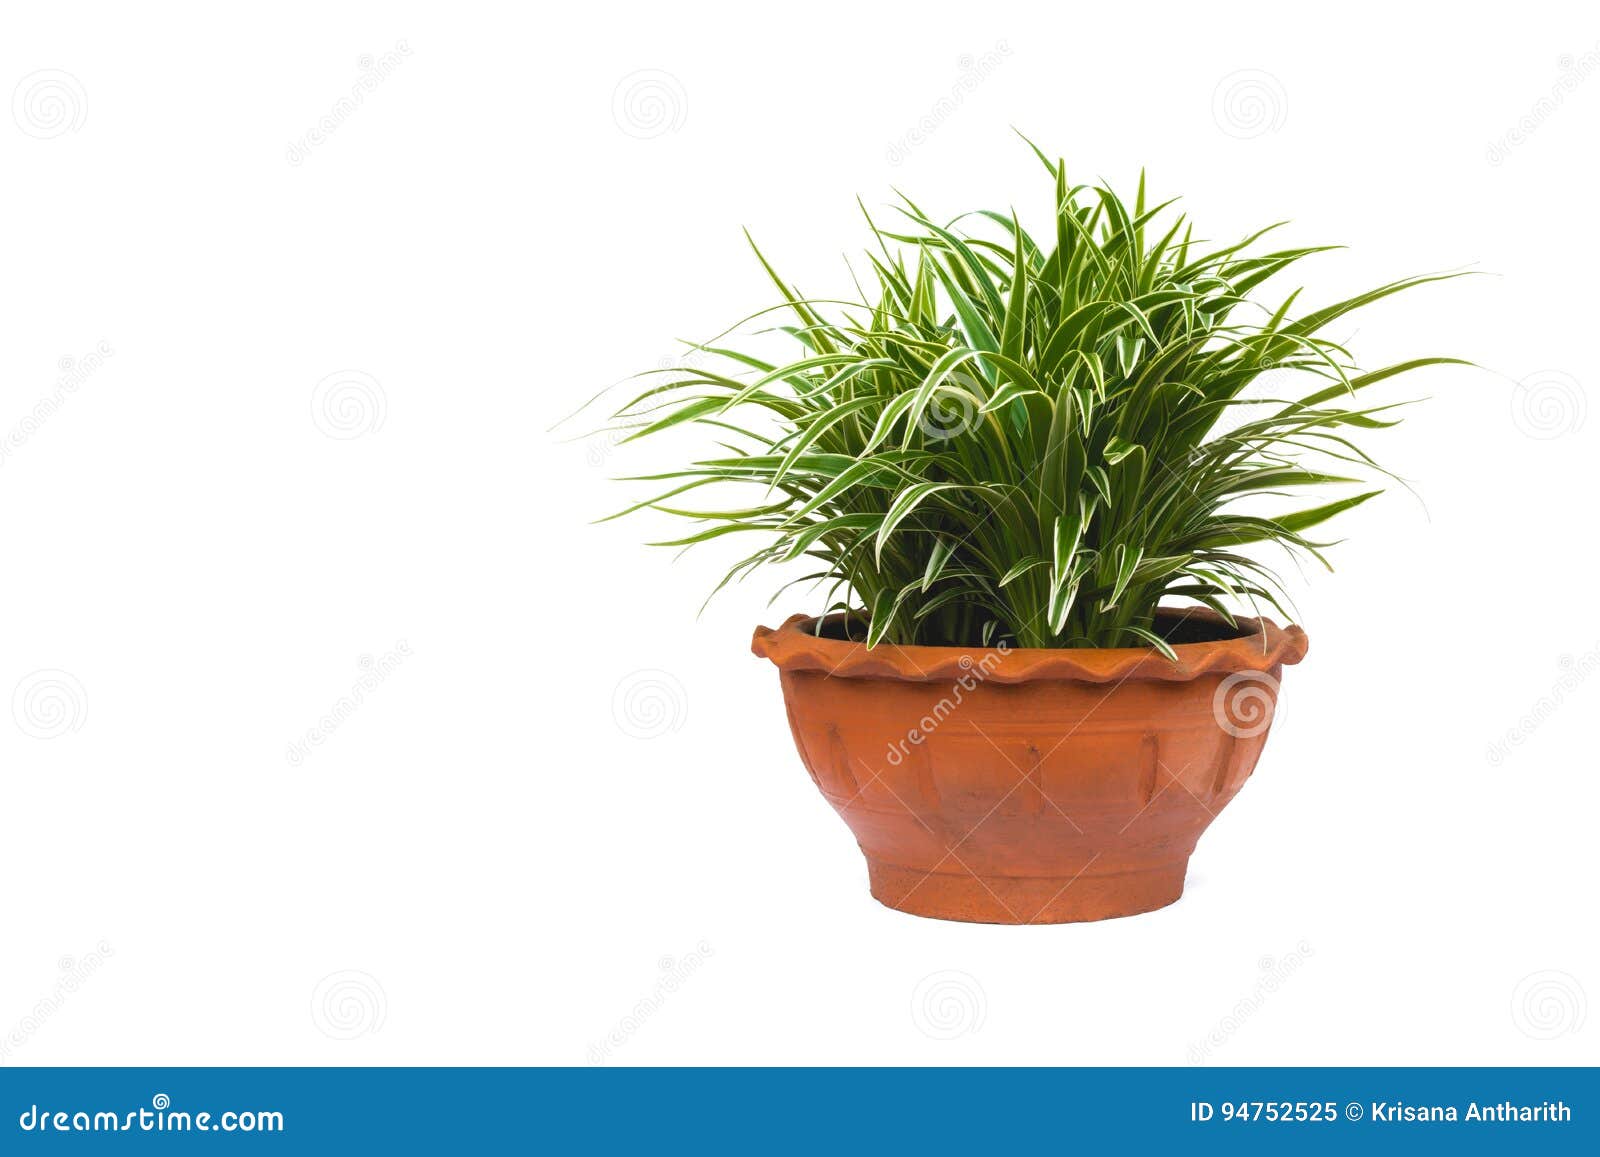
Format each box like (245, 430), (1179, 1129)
(600, 141), (1463, 923)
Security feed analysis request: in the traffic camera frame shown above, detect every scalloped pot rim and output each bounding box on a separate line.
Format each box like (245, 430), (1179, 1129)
(751, 606), (1309, 684)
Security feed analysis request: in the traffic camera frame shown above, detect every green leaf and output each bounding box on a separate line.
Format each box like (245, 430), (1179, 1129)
(876, 482), (970, 565)
(1052, 500), (1087, 580)
(1103, 436), (1141, 466)
(1273, 489), (1383, 534)
(598, 140), (1463, 651)
(1121, 625), (1178, 661)
(1101, 544), (1142, 610)
(922, 535), (957, 592)
(866, 587), (898, 647)
(999, 557), (1048, 588)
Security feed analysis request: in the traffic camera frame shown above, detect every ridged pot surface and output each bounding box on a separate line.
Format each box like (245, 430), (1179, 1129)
(751, 608), (1308, 924)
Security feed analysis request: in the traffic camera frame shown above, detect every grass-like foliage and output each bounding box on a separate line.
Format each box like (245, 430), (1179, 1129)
(601, 142), (1464, 654)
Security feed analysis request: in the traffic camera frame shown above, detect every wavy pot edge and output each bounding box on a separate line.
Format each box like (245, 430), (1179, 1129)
(752, 605), (1308, 684)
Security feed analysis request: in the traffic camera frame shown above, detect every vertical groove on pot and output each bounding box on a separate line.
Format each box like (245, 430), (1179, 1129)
(824, 725), (861, 798)
(1020, 744), (1046, 816)
(1207, 732), (1239, 800)
(1137, 733), (1160, 805)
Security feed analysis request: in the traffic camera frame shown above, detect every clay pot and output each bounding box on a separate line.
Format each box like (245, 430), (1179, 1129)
(751, 607), (1308, 924)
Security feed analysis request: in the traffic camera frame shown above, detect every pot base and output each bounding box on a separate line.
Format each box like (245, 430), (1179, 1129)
(865, 856), (1187, 925)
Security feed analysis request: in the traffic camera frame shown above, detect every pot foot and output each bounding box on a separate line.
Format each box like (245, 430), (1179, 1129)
(864, 856), (1188, 924)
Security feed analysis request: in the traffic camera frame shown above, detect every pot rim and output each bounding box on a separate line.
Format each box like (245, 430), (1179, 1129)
(751, 605), (1308, 684)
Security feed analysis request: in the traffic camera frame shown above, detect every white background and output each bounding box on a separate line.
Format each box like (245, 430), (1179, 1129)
(2, 1), (1596, 1066)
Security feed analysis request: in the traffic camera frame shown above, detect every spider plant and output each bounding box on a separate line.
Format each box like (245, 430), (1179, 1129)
(599, 142), (1464, 654)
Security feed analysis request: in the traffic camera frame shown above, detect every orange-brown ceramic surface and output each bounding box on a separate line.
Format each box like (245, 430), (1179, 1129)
(752, 609), (1308, 924)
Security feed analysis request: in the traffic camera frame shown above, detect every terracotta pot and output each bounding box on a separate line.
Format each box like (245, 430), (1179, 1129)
(751, 608), (1308, 924)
